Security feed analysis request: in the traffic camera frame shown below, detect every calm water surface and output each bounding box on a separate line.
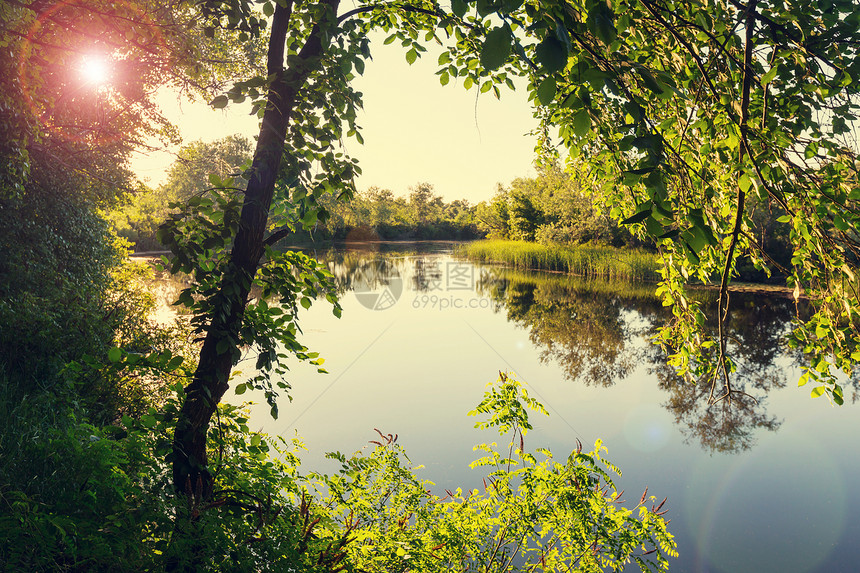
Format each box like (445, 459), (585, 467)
(217, 242), (860, 573)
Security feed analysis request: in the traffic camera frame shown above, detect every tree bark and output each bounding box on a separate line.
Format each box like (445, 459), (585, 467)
(171, 0), (340, 497)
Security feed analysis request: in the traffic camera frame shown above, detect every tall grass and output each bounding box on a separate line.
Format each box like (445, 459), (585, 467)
(458, 239), (660, 282)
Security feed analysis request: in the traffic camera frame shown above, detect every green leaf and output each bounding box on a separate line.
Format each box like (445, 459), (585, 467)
(235, 383), (247, 395)
(451, 0), (468, 18)
(683, 241), (701, 265)
(636, 66), (663, 94)
(481, 25), (513, 71)
(476, 0), (503, 16)
(683, 226), (708, 254)
(210, 95), (228, 109)
(537, 77), (557, 106)
(761, 65), (778, 85)
(535, 36), (568, 74)
(833, 212), (849, 232)
(572, 109), (591, 137)
(561, 92), (583, 109)
(645, 215), (663, 237)
(262, 2), (274, 17)
(108, 347), (122, 363)
(301, 210), (318, 227)
(501, 0), (524, 13)
(587, 3), (617, 45)
(810, 386), (826, 398)
(300, 297), (312, 309)
(620, 206), (652, 225)
(405, 48), (418, 65)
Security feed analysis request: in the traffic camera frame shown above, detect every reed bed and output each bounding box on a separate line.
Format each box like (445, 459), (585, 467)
(458, 240), (660, 282)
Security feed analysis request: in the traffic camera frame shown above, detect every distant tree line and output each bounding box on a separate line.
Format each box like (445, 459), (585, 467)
(110, 136), (486, 249)
(475, 163), (642, 247)
(313, 182), (482, 241)
(110, 137), (792, 280)
(474, 163), (793, 281)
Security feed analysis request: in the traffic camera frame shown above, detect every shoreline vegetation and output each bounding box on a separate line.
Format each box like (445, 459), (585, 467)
(458, 239), (662, 282)
(458, 239), (796, 296)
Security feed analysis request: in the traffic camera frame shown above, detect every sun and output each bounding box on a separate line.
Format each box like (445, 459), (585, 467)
(80, 55), (110, 86)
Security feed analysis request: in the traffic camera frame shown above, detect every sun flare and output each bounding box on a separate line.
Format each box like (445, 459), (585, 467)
(80, 55), (110, 85)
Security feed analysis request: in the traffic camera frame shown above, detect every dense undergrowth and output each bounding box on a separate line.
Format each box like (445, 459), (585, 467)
(1, 367), (677, 572)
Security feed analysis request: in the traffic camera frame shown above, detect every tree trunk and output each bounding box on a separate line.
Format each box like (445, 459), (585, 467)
(171, 0), (340, 497)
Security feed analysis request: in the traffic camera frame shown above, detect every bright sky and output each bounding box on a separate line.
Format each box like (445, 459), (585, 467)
(130, 34), (538, 204)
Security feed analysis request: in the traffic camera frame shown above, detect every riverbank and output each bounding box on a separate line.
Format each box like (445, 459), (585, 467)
(457, 239), (661, 282)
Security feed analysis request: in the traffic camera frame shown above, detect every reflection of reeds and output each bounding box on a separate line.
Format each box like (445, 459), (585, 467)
(478, 266), (661, 302)
(457, 240), (660, 282)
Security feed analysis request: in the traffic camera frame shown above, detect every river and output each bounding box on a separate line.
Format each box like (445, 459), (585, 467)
(156, 241), (860, 572)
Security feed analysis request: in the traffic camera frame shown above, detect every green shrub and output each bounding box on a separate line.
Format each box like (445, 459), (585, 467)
(1, 367), (676, 572)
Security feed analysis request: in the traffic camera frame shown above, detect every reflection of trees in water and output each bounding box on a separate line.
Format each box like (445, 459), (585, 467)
(320, 250), (405, 296)
(477, 269), (662, 387)
(653, 360), (781, 453)
(313, 247), (449, 295)
(478, 267), (803, 453)
(411, 257), (444, 292)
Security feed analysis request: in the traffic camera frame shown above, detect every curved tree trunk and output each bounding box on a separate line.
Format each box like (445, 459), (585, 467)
(171, 0), (340, 498)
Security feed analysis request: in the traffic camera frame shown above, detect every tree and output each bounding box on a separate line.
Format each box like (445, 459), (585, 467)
(508, 187), (543, 240)
(160, 135), (254, 204)
(109, 136), (254, 250)
(462, 0), (860, 404)
(0, 0), (210, 387)
(476, 184), (512, 237)
(159, 0), (860, 517)
(160, 0), (534, 498)
(408, 181), (443, 225)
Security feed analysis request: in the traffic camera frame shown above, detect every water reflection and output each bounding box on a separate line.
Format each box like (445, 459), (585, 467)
(473, 267), (803, 453)
(215, 246), (860, 573)
(310, 251), (804, 453)
(647, 297), (798, 453)
(477, 270), (661, 388)
(149, 245), (842, 454)
(411, 257), (444, 292)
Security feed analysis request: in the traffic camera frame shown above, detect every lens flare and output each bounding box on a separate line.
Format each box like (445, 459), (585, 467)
(81, 55), (110, 86)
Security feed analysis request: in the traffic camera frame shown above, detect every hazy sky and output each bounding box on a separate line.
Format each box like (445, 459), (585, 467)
(130, 33), (539, 203)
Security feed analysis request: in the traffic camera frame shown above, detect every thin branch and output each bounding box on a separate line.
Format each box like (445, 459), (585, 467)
(712, 0), (758, 405)
(337, 3), (447, 25)
(262, 227), (292, 247)
(726, 0), (848, 76)
(639, 0), (719, 99)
